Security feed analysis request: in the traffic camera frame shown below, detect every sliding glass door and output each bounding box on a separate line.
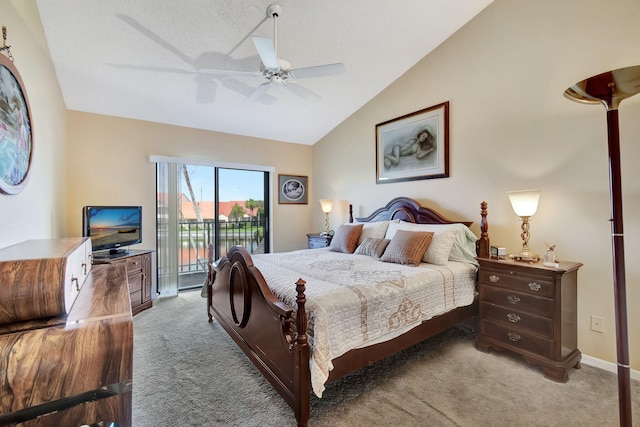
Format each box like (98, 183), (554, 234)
(156, 162), (270, 295)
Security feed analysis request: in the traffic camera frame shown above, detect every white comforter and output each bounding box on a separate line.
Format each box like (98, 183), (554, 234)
(251, 248), (476, 397)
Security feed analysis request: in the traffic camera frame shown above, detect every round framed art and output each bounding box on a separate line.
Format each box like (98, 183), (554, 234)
(0, 54), (33, 195)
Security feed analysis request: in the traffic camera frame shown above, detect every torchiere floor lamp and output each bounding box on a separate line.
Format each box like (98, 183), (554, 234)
(564, 65), (640, 427)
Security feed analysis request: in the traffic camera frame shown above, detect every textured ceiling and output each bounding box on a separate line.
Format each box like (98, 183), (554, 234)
(36, 0), (493, 145)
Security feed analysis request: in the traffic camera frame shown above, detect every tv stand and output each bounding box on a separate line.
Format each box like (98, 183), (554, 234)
(93, 250), (153, 315)
(93, 249), (133, 260)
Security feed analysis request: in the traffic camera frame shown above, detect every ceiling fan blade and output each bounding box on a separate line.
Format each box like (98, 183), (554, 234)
(245, 81), (274, 103)
(117, 14), (196, 68)
(251, 36), (280, 70)
(222, 79), (277, 105)
(107, 63), (196, 75)
(285, 82), (321, 102)
(289, 63), (346, 80)
(198, 68), (261, 78)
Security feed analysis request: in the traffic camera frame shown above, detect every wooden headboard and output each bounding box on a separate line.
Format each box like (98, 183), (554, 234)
(348, 197), (489, 258)
(349, 197), (472, 226)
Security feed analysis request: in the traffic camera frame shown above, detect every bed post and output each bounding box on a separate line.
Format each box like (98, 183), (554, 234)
(348, 204), (353, 223)
(293, 278), (311, 427)
(476, 201), (490, 258)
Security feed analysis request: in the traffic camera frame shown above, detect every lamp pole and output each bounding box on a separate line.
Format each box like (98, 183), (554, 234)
(564, 65), (640, 427)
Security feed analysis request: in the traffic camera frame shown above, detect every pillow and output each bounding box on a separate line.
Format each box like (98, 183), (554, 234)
(354, 237), (390, 258)
(354, 220), (392, 245)
(391, 222), (456, 266)
(380, 230), (434, 266)
(447, 224), (480, 266)
(329, 224), (364, 254)
(385, 221), (478, 266)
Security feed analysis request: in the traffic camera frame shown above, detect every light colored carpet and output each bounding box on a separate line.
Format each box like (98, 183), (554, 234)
(132, 291), (639, 426)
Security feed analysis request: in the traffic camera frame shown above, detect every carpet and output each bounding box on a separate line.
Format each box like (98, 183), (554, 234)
(132, 291), (639, 426)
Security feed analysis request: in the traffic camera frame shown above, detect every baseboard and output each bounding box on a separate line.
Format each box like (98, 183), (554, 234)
(581, 354), (640, 381)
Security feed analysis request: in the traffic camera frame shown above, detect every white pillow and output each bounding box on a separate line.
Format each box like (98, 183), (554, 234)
(353, 219), (397, 245)
(385, 221), (478, 266)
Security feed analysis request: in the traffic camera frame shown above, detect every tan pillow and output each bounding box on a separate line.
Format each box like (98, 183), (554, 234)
(394, 221), (457, 266)
(380, 230), (434, 266)
(354, 237), (390, 258)
(329, 224), (364, 254)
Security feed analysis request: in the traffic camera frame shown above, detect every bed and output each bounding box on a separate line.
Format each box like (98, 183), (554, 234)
(206, 197), (490, 426)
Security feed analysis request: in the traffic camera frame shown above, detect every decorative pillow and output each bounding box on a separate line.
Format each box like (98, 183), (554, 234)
(380, 230), (434, 266)
(354, 220), (392, 245)
(385, 221), (478, 266)
(354, 237), (390, 258)
(329, 224), (364, 254)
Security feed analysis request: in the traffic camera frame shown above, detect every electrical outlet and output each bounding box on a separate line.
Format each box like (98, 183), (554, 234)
(590, 315), (604, 333)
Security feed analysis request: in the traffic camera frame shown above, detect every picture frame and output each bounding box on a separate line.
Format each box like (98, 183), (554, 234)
(376, 101), (449, 184)
(0, 54), (33, 195)
(278, 174), (308, 204)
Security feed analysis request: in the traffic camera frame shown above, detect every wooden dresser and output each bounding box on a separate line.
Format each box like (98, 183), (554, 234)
(93, 250), (153, 315)
(476, 257), (582, 382)
(0, 239), (133, 426)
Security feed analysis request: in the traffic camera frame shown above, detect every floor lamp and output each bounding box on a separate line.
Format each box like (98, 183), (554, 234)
(564, 65), (640, 427)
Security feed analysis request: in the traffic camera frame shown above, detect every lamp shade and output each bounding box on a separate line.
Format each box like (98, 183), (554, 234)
(507, 190), (540, 217)
(319, 199), (333, 214)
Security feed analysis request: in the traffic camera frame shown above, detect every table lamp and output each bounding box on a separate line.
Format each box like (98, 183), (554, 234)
(319, 199), (333, 236)
(507, 190), (540, 261)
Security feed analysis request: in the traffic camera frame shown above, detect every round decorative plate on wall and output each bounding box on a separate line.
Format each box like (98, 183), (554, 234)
(0, 53), (33, 195)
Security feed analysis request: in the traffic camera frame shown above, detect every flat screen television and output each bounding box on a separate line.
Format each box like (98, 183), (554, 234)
(82, 206), (142, 257)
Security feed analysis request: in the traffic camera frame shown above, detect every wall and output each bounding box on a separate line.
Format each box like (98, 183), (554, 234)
(313, 0), (640, 369)
(0, 0), (67, 248)
(65, 111), (313, 253)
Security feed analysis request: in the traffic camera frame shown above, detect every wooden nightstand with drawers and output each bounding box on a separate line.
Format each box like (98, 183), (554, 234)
(476, 257), (582, 382)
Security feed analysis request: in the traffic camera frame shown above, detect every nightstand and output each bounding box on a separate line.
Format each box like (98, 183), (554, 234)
(476, 257), (582, 382)
(306, 233), (332, 249)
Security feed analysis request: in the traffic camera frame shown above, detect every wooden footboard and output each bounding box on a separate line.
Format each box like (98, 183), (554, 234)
(206, 245), (311, 426)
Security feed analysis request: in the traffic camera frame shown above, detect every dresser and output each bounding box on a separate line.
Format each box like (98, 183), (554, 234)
(93, 250), (153, 315)
(0, 239), (133, 426)
(306, 233), (332, 249)
(476, 257), (582, 382)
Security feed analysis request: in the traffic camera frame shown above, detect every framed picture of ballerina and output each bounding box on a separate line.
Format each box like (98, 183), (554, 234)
(375, 101), (449, 184)
(0, 54), (33, 195)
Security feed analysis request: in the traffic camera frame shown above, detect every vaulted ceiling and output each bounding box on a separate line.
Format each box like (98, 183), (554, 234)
(36, 0), (493, 145)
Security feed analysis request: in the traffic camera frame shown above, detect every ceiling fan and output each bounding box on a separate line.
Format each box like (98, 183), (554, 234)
(200, 4), (346, 102)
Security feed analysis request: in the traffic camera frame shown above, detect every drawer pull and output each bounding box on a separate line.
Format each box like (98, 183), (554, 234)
(82, 262), (87, 275)
(528, 282), (541, 291)
(508, 332), (521, 342)
(507, 294), (520, 304)
(489, 274), (500, 283)
(71, 276), (80, 292)
(507, 313), (521, 323)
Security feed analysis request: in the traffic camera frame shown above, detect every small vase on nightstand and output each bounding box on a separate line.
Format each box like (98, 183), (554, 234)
(543, 243), (558, 267)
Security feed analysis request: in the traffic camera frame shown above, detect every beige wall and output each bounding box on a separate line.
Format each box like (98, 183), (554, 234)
(0, 0), (67, 248)
(313, 0), (640, 369)
(65, 111), (313, 253)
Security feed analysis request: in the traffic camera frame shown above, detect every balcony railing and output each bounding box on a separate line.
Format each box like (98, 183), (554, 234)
(178, 218), (265, 274)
